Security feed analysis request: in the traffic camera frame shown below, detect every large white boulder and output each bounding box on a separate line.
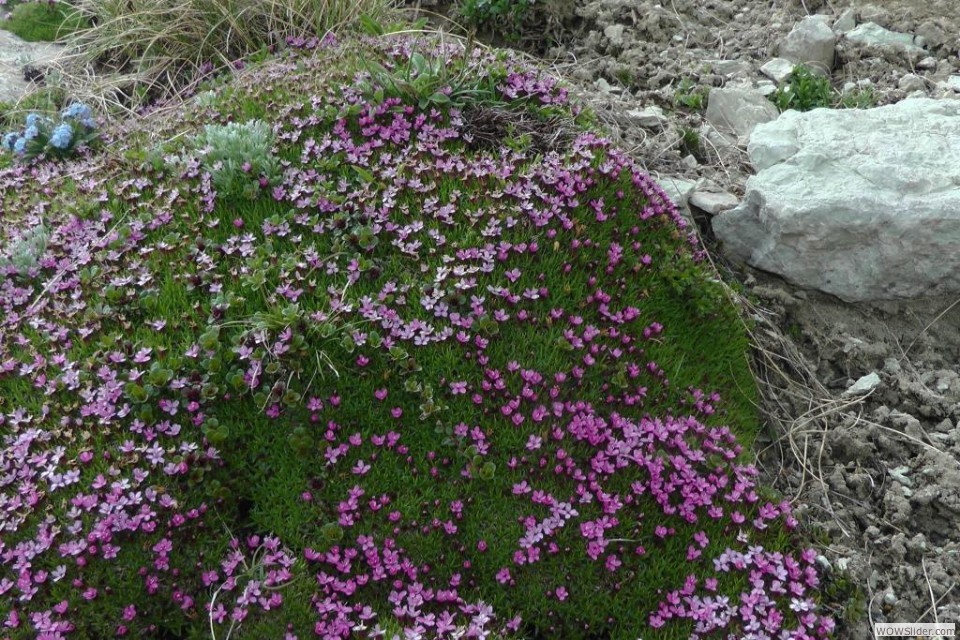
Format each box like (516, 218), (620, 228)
(713, 99), (960, 302)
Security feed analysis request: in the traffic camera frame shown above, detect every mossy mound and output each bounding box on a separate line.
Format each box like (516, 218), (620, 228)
(0, 34), (834, 639)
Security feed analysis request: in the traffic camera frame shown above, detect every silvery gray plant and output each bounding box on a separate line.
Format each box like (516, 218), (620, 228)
(0, 223), (49, 276)
(189, 119), (282, 199)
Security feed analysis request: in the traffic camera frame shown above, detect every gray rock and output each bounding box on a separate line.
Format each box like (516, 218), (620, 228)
(756, 81), (778, 97)
(700, 123), (737, 150)
(832, 8), (857, 34)
(594, 77), (618, 93)
(760, 58), (795, 84)
(705, 86), (780, 141)
(915, 20), (947, 49)
(689, 189), (740, 215)
(0, 31), (64, 103)
(845, 372), (882, 396)
(917, 56), (939, 70)
(778, 15), (836, 72)
(845, 22), (924, 55)
(706, 59), (751, 76)
(937, 76), (960, 93)
(681, 154), (698, 169)
(626, 105), (667, 128)
(898, 73), (926, 93)
(713, 99), (960, 302)
(889, 466), (913, 487)
(604, 24), (626, 48)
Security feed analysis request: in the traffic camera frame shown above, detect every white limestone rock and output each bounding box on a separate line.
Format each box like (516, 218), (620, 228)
(0, 30), (63, 103)
(778, 15), (836, 72)
(705, 86), (780, 141)
(713, 99), (960, 302)
(760, 58), (795, 84)
(845, 22), (924, 55)
(604, 24), (626, 48)
(689, 190), (740, 215)
(626, 105), (667, 128)
(844, 372), (882, 397)
(898, 73), (926, 93)
(832, 8), (857, 34)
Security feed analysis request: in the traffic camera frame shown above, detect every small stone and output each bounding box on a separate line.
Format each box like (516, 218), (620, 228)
(681, 154), (698, 169)
(689, 189), (740, 215)
(756, 81), (778, 97)
(626, 105), (667, 128)
(844, 372), (881, 396)
(833, 8), (857, 34)
(815, 555), (832, 572)
(779, 15), (836, 72)
(705, 86), (780, 140)
(898, 73), (926, 92)
(845, 22), (924, 55)
(604, 24), (626, 48)
(938, 76), (960, 93)
(657, 176), (698, 225)
(707, 59), (751, 76)
(889, 466), (913, 487)
(760, 58), (795, 84)
(835, 557), (850, 571)
(917, 56), (938, 69)
(915, 20), (947, 49)
(883, 591), (897, 606)
(594, 77), (618, 93)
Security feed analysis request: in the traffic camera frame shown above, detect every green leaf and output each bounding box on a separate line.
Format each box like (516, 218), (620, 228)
(358, 13), (384, 36)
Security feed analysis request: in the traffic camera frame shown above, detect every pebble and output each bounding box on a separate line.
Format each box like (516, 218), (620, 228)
(898, 73), (926, 92)
(937, 76), (960, 92)
(815, 555), (832, 572)
(626, 105), (667, 128)
(889, 466), (913, 488)
(843, 372), (881, 396)
(604, 24), (626, 48)
(760, 58), (795, 84)
(689, 189), (740, 214)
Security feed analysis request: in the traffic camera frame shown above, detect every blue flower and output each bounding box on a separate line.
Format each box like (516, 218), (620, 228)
(13, 137), (26, 154)
(49, 123), (73, 149)
(23, 124), (38, 140)
(2, 132), (16, 151)
(61, 102), (92, 121)
(25, 113), (40, 127)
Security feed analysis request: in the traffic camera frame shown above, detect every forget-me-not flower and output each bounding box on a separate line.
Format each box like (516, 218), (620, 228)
(49, 123), (73, 149)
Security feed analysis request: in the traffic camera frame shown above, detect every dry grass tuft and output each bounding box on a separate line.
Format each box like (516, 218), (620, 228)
(54, 0), (398, 116)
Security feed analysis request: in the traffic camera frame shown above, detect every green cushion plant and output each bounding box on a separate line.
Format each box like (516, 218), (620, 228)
(0, 33), (835, 640)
